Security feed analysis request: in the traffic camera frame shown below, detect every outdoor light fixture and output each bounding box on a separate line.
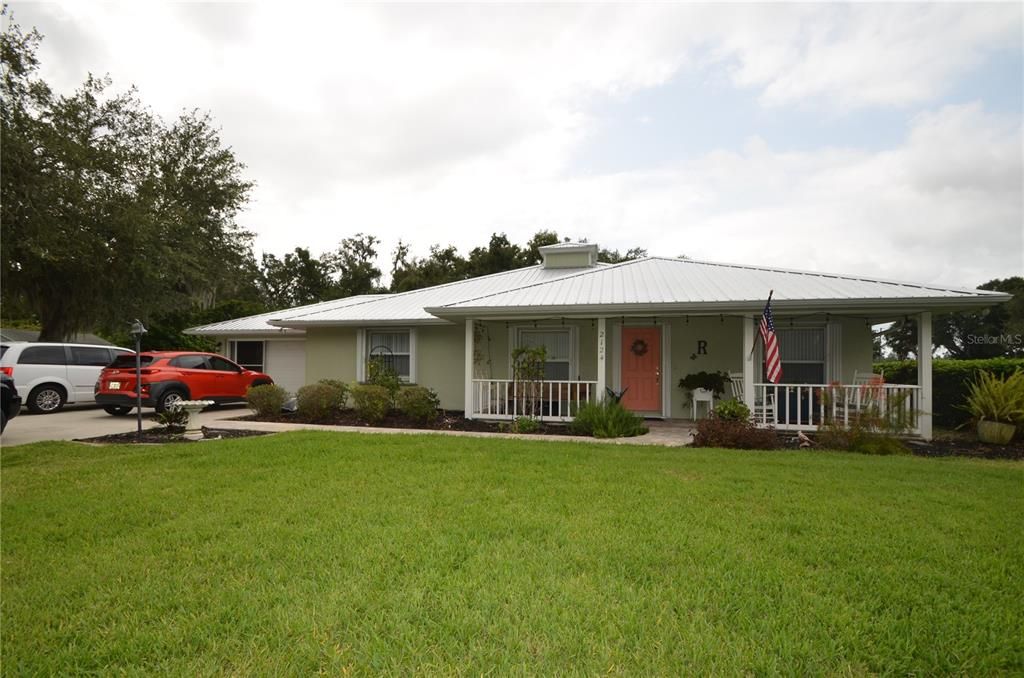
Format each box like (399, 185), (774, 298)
(130, 319), (147, 440)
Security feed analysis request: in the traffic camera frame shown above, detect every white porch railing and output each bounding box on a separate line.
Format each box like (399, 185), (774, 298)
(753, 383), (922, 435)
(471, 379), (598, 421)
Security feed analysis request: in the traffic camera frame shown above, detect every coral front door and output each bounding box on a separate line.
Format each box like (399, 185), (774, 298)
(620, 327), (661, 413)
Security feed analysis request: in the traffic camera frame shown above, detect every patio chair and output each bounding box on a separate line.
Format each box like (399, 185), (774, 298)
(728, 372), (777, 424)
(852, 371), (886, 418)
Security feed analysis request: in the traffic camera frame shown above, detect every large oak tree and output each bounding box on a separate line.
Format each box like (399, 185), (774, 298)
(1, 15), (256, 340)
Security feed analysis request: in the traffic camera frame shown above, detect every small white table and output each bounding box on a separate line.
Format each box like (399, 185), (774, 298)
(691, 388), (715, 420)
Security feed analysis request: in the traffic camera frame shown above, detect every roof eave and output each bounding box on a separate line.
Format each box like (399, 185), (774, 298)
(267, 318), (455, 328)
(425, 294), (1012, 319)
(184, 328), (307, 336)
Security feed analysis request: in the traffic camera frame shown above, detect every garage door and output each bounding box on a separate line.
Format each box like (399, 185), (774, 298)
(265, 341), (306, 395)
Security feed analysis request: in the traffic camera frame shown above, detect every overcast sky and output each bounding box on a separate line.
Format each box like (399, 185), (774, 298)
(8, 2), (1023, 288)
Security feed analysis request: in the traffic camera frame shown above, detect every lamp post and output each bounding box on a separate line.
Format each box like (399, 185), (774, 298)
(130, 319), (147, 440)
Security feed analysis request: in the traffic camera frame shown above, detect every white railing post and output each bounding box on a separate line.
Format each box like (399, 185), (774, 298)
(742, 315), (756, 412)
(465, 318), (475, 419)
(918, 312), (933, 440)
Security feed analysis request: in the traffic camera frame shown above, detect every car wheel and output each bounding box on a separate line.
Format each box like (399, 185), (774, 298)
(103, 405), (133, 416)
(1, 410), (6, 433)
(27, 384), (66, 414)
(155, 389), (186, 413)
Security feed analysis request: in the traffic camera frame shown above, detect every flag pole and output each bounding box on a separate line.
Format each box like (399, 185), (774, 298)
(748, 290), (774, 359)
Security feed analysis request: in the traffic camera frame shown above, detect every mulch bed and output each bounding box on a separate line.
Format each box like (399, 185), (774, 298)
(237, 410), (579, 436)
(780, 430), (1024, 460)
(77, 427), (273, 445)
(904, 431), (1024, 460)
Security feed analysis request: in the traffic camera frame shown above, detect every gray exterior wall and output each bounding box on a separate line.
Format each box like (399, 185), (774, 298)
(305, 327), (359, 383)
(300, 314), (877, 417)
(416, 324), (466, 409)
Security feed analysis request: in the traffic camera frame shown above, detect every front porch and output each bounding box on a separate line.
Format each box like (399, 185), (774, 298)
(462, 312), (935, 439)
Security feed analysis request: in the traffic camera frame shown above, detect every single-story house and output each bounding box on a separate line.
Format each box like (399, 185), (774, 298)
(188, 243), (1011, 439)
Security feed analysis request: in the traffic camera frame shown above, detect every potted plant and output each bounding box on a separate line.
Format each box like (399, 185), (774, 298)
(961, 369), (1024, 445)
(678, 370), (731, 404)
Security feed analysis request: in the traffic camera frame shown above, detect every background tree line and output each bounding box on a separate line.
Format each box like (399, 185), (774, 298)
(875, 277), (1024, 360)
(2, 13), (1019, 356)
(1, 13), (649, 350)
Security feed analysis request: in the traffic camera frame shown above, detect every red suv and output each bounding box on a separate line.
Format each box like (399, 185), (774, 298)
(94, 351), (274, 415)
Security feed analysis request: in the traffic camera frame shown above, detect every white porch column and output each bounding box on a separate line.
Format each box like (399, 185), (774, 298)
(917, 311), (933, 440)
(464, 318), (475, 419)
(742, 314), (756, 411)
(596, 317), (607, 401)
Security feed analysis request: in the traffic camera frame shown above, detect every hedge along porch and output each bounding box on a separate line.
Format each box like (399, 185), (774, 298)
(188, 242), (1010, 442)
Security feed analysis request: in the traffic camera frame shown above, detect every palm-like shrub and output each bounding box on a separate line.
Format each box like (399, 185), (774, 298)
(962, 369), (1024, 425)
(569, 400), (648, 439)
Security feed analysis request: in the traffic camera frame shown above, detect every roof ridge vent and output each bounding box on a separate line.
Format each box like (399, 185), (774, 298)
(538, 241), (599, 269)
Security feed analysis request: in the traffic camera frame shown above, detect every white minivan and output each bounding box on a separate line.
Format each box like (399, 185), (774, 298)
(0, 342), (134, 413)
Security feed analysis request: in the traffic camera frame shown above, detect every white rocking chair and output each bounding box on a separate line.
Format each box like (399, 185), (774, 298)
(728, 372), (777, 424)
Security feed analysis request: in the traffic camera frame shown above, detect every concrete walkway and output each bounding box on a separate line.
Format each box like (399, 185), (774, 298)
(1, 405), (249, 447)
(210, 416), (697, 447)
(2, 404), (697, 448)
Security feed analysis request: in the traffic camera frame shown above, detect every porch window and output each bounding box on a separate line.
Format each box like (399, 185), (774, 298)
(230, 340), (265, 372)
(516, 328), (572, 380)
(772, 327), (825, 384)
(365, 329), (413, 382)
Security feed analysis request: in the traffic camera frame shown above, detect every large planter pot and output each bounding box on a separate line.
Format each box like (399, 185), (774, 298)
(977, 420), (1016, 445)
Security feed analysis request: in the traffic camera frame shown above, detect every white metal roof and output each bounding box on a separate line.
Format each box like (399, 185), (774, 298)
(424, 257), (1010, 318)
(199, 256), (1009, 334)
(186, 295), (384, 335)
(269, 264), (604, 327)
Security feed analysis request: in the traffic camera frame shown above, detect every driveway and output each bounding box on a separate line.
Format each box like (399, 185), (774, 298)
(1, 405), (250, 447)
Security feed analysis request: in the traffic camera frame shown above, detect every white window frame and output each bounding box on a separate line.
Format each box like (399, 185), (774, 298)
(228, 340), (266, 372)
(357, 328), (417, 383)
(508, 325), (578, 381)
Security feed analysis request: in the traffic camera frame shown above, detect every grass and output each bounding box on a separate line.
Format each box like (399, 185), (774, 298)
(2, 432), (1022, 675)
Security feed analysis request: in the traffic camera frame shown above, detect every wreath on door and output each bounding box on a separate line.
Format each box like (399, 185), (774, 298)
(630, 338), (649, 357)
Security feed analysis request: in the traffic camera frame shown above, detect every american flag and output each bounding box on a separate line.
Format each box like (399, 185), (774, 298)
(760, 294), (783, 384)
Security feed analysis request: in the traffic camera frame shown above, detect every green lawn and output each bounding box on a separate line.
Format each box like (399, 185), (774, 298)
(3, 433), (1022, 675)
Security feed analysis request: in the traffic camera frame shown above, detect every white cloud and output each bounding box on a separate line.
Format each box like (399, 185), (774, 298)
(709, 3), (1022, 109)
(6, 2), (1022, 289)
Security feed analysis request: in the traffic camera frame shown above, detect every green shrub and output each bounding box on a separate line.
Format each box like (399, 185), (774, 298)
(155, 405), (189, 432)
(569, 400), (648, 439)
(367, 357), (402, 405)
(816, 425), (909, 455)
(712, 398), (750, 422)
(816, 385), (911, 455)
(317, 379), (350, 406)
(692, 415), (780, 449)
(246, 383), (288, 418)
(875, 358), (1024, 428)
(508, 416), (541, 434)
(351, 384), (391, 424)
(678, 371), (731, 398)
(961, 369), (1024, 425)
(396, 386), (440, 424)
(296, 381), (347, 421)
